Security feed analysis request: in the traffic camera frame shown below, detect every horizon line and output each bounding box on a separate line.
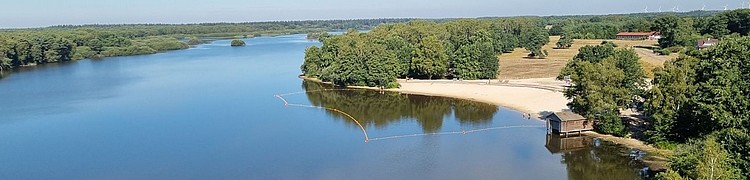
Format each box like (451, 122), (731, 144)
(0, 10), (722, 30)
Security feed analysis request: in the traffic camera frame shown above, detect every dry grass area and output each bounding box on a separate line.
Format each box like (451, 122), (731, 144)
(499, 36), (677, 79)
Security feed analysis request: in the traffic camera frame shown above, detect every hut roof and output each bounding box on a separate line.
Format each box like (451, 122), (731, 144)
(545, 111), (586, 122)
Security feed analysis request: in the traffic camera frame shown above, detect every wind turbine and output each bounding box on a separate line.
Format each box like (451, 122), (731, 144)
(659, 6), (663, 12)
(701, 4), (706, 11)
(672, 6), (678, 12)
(644, 6), (649, 13)
(724, 4), (729, 10)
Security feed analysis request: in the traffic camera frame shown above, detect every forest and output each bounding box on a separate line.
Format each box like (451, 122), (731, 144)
(0, 19), (415, 73)
(555, 10), (750, 180)
(301, 18), (550, 87)
(302, 9), (750, 179)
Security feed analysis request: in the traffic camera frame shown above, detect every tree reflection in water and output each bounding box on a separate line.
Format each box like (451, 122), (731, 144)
(302, 81), (498, 133)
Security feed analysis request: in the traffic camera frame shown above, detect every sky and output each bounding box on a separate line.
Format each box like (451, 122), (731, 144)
(1, 0), (747, 28)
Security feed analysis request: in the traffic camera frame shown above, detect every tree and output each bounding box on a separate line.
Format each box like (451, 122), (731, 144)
(655, 170), (685, 180)
(383, 36), (413, 77)
(556, 36), (573, 49)
(301, 46), (323, 77)
(559, 45), (645, 137)
(563, 58), (628, 116)
(490, 24), (519, 53)
(695, 137), (741, 180)
(655, 15), (681, 48)
(411, 35), (447, 79)
(669, 137), (741, 180)
(187, 37), (203, 45)
(690, 36), (750, 137)
(521, 27), (549, 58)
(597, 111), (628, 137)
(643, 56), (699, 144)
(230, 39), (246, 46)
(611, 48), (646, 108)
(548, 25), (564, 36)
(643, 36), (750, 179)
(655, 15), (701, 48)
(721, 9), (750, 36)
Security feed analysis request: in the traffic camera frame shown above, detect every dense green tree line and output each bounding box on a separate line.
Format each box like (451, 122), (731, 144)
(302, 18), (549, 87)
(0, 19), (416, 72)
(557, 10), (750, 177)
(541, 9), (747, 46)
(645, 36), (750, 179)
(653, 9), (749, 48)
(559, 11), (750, 177)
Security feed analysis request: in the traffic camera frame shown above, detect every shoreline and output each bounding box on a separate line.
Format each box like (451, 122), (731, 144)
(300, 76), (671, 171)
(299, 76), (568, 118)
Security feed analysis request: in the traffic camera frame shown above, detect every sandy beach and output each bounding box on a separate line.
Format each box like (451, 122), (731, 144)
(391, 78), (570, 117)
(299, 76), (571, 117)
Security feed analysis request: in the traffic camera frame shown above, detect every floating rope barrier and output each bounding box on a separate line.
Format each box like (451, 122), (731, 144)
(367, 125), (545, 141)
(275, 93), (370, 142)
(276, 89), (363, 97)
(274, 89), (545, 143)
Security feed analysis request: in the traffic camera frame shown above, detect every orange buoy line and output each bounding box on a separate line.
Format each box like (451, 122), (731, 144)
(367, 125), (545, 142)
(322, 107), (369, 142)
(275, 92), (370, 142)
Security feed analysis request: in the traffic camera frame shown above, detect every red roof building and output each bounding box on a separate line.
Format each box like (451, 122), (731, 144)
(616, 31), (661, 40)
(696, 38), (719, 49)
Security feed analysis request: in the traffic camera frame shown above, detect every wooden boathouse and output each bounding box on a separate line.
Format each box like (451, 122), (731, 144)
(545, 111), (593, 136)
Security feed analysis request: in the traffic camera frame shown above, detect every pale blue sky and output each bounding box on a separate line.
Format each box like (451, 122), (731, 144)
(2, 0), (745, 28)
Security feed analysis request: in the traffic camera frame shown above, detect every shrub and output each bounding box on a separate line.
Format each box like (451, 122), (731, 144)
(187, 37), (203, 45)
(657, 48), (672, 55)
(595, 112), (628, 137)
(231, 39), (246, 47)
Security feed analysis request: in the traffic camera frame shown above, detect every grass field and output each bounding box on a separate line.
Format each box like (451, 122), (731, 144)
(498, 36), (677, 79)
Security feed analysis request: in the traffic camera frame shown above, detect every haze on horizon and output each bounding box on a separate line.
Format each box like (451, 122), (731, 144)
(3, 0), (745, 28)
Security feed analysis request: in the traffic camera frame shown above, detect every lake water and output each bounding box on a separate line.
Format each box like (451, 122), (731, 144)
(0, 34), (646, 179)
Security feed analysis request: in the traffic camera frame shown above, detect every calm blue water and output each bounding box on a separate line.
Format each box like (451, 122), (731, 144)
(0, 34), (644, 179)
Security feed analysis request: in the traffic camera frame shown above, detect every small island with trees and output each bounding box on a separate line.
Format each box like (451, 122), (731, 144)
(230, 39), (246, 47)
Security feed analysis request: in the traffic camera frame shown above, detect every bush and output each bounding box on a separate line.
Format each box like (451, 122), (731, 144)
(655, 170), (684, 180)
(187, 37), (203, 45)
(657, 48), (672, 55)
(666, 46), (683, 53)
(556, 36), (574, 49)
(386, 82), (400, 89)
(600, 41), (618, 47)
(595, 112), (628, 137)
(231, 39), (246, 47)
(72, 46), (95, 60)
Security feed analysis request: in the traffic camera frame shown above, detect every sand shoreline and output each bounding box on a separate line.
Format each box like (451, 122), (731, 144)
(300, 76), (570, 117)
